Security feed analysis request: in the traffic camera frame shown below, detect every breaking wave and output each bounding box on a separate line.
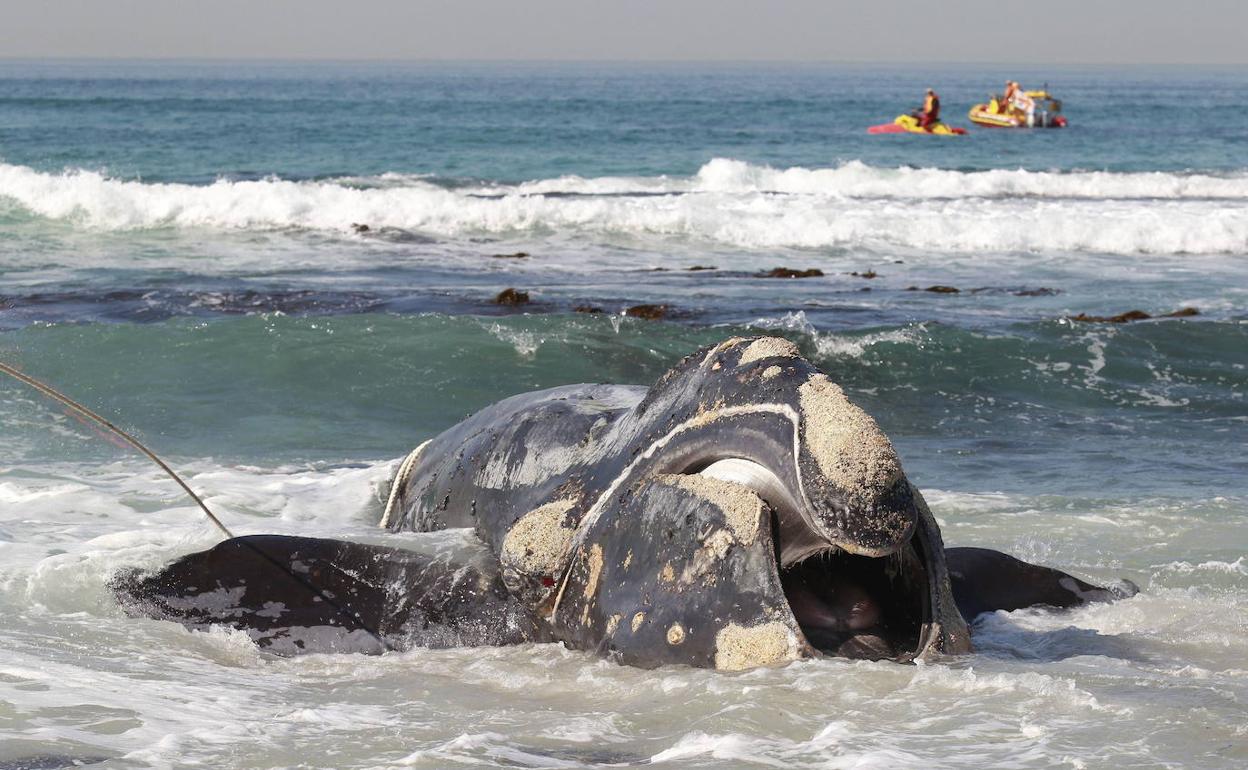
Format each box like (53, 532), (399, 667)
(3, 160), (1247, 255)
(517, 158), (1248, 200)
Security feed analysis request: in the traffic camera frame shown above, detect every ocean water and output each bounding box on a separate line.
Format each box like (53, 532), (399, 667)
(1, 60), (1247, 768)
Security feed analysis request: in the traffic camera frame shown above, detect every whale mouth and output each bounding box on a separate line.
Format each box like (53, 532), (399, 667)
(778, 542), (931, 661)
(696, 458), (933, 662)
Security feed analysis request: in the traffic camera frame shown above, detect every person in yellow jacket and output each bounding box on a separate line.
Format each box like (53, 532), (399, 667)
(918, 88), (940, 131)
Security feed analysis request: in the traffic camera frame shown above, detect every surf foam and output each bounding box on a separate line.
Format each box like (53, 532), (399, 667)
(3, 160), (1247, 255)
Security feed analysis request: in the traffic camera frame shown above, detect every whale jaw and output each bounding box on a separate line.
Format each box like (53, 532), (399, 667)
(698, 458), (936, 662)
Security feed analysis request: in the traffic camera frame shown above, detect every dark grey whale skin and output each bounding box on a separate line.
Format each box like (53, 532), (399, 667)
(114, 337), (1133, 668)
(381, 335), (975, 667)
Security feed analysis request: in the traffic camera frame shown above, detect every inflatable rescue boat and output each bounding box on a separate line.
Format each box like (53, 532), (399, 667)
(969, 90), (1066, 128)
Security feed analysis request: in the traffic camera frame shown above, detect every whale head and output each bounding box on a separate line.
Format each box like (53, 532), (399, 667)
(555, 337), (970, 664)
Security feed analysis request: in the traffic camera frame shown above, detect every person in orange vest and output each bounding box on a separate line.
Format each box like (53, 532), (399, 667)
(918, 88), (940, 131)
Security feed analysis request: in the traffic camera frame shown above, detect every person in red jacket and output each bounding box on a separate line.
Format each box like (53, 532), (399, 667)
(918, 88), (941, 131)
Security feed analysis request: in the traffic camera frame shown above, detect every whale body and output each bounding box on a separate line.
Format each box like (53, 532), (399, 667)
(115, 337), (1132, 669)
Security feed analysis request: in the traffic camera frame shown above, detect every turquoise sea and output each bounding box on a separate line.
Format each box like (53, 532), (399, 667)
(1, 61), (1246, 768)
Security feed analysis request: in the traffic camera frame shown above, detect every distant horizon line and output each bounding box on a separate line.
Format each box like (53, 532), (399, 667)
(2, 56), (1246, 68)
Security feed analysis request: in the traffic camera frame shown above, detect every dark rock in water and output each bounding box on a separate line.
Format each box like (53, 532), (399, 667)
(966, 286), (1061, 297)
(624, 304), (667, 320)
(491, 251), (530, 259)
(574, 305), (603, 314)
(924, 285), (960, 294)
(647, 267), (670, 272)
(850, 270), (878, 279)
(350, 223), (370, 233)
(687, 265), (717, 271)
(1070, 307), (1200, 323)
(494, 288), (530, 306)
(759, 267), (824, 279)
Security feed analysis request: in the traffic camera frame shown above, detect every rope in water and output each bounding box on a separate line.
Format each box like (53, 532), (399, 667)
(0, 361), (234, 538)
(379, 440), (429, 529)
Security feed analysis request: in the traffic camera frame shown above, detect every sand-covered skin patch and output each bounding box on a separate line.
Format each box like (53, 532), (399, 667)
(500, 498), (578, 577)
(714, 621), (801, 670)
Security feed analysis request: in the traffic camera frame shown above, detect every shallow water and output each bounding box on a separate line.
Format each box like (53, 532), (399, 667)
(1, 61), (1246, 768)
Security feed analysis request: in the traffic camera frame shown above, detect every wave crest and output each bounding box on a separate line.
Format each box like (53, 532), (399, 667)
(3, 160), (1247, 255)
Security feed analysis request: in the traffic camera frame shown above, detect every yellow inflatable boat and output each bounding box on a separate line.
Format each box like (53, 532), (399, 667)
(969, 90), (1066, 128)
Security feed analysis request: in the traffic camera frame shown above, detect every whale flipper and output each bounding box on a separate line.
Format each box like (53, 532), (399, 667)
(946, 546), (1136, 622)
(112, 535), (550, 654)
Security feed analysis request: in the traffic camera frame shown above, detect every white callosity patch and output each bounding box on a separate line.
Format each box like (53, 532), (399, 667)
(664, 474), (763, 546)
(666, 623), (686, 646)
(713, 621), (801, 671)
(500, 498), (578, 579)
(797, 375), (906, 533)
(737, 337), (800, 366)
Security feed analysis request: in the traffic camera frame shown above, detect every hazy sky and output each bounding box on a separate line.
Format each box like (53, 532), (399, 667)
(2, 0), (1245, 64)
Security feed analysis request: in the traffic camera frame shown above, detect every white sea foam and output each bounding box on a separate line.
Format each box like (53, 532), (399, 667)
(689, 158), (1248, 199)
(1158, 556), (1248, 576)
(750, 311), (925, 359)
(3, 160), (1247, 255)
(514, 158), (1248, 200)
(3, 456), (1248, 768)
(484, 322), (545, 358)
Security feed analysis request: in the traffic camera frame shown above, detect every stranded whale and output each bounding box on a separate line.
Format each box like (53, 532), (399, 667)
(114, 337), (1133, 669)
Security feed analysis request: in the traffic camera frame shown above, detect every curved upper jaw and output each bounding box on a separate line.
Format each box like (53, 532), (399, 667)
(700, 459), (936, 662)
(699, 459), (918, 564)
